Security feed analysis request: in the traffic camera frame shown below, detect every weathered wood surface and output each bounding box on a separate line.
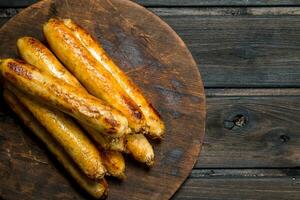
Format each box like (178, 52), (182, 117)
(138, 0), (300, 6)
(1, 0), (300, 7)
(0, 0), (205, 199)
(173, 169), (300, 200)
(206, 88), (300, 97)
(155, 8), (300, 87)
(197, 91), (300, 168)
(1, 1), (300, 200)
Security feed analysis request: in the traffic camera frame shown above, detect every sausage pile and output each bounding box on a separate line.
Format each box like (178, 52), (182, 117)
(0, 18), (165, 199)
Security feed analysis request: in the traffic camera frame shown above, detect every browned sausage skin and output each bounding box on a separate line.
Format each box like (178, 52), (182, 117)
(3, 89), (108, 199)
(63, 19), (165, 139)
(43, 18), (146, 133)
(0, 58), (129, 137)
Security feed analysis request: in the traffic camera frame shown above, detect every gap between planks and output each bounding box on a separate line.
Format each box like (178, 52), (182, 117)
(137, 0), (300, 7)
(206, 88), (300, 97)
(150, 7), (300, 16)
(190, 168), (300, 178)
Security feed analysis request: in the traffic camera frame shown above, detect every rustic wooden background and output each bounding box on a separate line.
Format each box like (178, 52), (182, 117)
(1, 0), (300, 199)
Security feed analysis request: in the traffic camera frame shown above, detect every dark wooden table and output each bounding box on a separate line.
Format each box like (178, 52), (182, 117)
(1, 0), (300, 199)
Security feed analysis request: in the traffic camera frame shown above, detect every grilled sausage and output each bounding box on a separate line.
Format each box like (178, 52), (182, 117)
(0, 58), (128, 137)
(6, 83), (106, 180)
(125, 134), (154, 166)
(17, 36), (84, 89)
(43, 18), (145, 133)
(63, 19), (165, 139)
(3, 89), (108, 199)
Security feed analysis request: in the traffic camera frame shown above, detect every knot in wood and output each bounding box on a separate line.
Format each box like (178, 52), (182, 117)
(233, 114), (246, 127)
(224, 113), (248, 130)
(279, 134), (290, 143)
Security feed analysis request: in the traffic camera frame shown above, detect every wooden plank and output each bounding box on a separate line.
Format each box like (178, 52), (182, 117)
(150, 7), (300, 16)
(153, 10), (300, 87)
(173, 169), (300, 200)
(196, 94), (300, 168)
(137, 0), (300, 6)
(173, 169), (300, 199)
(189, 169), (300, 178)
(206, 88), (300, 97)
(1, 0), (300, 7)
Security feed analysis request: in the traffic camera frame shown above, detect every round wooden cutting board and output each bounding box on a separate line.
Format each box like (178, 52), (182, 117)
(0, 0), (206, 199)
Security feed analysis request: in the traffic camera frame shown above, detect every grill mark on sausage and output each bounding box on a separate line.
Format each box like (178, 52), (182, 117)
(122, 95), (143, 120)
(49, 83), (102, 117)
(27, 37), (45, 55)
(104, 118), (119, 130)
(49, 83), (121, 133)
(7, 61), (32, 80)
(149, 103), (161, 119)
(27, 37), (37, 45)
